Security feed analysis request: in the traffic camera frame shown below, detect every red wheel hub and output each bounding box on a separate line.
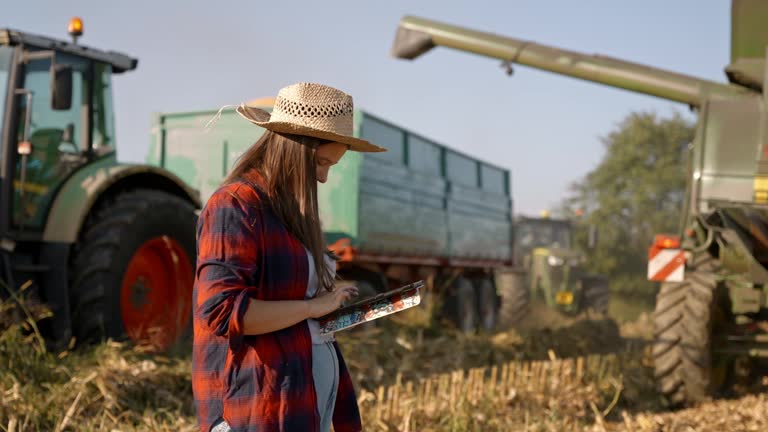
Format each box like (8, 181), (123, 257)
(120, 236), (193, 351)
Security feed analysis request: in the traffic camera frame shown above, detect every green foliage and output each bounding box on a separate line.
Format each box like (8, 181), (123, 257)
(561, 111), (694, 296)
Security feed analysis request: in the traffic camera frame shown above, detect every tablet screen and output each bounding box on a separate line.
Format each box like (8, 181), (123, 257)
(317, 280), (424, 334)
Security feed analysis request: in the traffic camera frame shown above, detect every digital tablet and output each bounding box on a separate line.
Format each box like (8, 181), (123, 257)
(317, 280), (424, 335)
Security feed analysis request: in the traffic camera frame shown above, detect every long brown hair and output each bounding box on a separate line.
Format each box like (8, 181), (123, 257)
(224, 130), (335, 290)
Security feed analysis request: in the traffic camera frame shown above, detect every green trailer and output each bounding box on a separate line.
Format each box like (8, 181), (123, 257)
(147, 103), (514, 332)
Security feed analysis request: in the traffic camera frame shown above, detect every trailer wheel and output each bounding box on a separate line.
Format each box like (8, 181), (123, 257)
(355, 280), (378, 300)
(454, 277), (477, 333)
(70, 189), (197, 351)
(350, 280), (378, 331)
(476, 278), (498, 332)
(653, 253), (730, 407)
(582, 276), (609, 315)
(497, 270), (529, 328)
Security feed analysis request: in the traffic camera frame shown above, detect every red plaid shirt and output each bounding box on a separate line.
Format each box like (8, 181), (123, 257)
(192, 174), (362, 432)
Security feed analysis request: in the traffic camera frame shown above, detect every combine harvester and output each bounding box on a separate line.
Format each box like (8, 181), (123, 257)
(390, 0), (768, 406)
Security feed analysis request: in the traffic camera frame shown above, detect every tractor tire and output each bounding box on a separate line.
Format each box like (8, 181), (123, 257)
(454, 277), (477, 333)
(582, 276), (610, 315)
(476, 278), (498, 332)
(497, 270), (529, 328)
(652, 253), (729, 407)
(70, 189), (197, 351)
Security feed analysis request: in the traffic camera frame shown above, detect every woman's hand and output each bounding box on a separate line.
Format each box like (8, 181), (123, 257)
(307, 285), (359, 319)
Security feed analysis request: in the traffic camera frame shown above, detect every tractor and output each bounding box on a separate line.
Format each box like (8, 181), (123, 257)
(498, 215), (608, 327)
(0, 19), (199, 351)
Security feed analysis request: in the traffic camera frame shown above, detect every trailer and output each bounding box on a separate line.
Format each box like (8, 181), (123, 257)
(148, 103), (514, 332)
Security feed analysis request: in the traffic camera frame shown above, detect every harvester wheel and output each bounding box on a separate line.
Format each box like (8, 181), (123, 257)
(583, 276), (609, 315)
(496, 270), (529, 328)
(652, 253), (729, 407)
(70, 189), (197, 351)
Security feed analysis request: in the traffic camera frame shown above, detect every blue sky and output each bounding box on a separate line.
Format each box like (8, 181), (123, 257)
(8, 1), (729, 215)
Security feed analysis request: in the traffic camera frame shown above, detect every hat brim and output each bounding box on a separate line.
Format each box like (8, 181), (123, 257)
(237, 106), (386, 153)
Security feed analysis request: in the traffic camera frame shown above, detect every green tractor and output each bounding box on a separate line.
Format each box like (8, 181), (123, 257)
(391, 0), (768, 406)
(0, 20), (199, 351)
(498, 215), (608, 327)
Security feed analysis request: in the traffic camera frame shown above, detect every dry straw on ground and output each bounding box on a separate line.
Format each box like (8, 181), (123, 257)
(3, 294), (768, 431)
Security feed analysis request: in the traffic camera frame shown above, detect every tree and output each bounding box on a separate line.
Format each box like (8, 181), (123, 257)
(561, 111), (694, 296)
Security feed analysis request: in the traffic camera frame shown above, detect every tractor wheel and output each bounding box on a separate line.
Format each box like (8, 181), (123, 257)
(454, 277), (477, 333)
(496, 270), (529, 328)
(653, 253), (730, 407)
(583, 276), (610, 315)
(70, 189), (197, 351)
(476, 278), (498, 332)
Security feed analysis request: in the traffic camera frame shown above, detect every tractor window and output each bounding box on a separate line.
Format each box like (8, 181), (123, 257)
(516, 222), (572, 252)
(13, 51), (89, 229)
(91, 63), (115, 152)
(552, 226), (571, 249)
(0, 46), (12, 161)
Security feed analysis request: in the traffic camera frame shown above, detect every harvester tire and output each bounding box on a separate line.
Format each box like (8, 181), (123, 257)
(69, 189), (197, 351)
(652, 253), (728, 408)
(496, 270), (529, 328)
(583, 277), (609, 315)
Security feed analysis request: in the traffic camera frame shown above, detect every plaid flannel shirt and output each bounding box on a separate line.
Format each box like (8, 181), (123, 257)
(192, 174), (362, 432)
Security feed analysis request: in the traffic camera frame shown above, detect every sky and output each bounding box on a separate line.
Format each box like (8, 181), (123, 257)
(7, 1), (730, 216)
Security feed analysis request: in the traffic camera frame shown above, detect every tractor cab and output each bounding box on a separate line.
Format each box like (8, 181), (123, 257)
(0, 18), (137, 238)
(513, 215), (605, 314)
(514, 216), (576, 266)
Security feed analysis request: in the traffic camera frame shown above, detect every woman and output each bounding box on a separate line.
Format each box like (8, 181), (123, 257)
(192, 82), (386, 432)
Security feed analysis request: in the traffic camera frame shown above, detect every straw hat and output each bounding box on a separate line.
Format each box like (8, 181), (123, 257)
(236, 83), (386, 153)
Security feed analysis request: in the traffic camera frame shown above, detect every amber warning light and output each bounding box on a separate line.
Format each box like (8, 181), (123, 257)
(68, 17), (83, 43)
(654, 234), (681, 249)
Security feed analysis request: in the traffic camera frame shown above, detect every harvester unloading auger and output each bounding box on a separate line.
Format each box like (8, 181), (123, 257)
(392, 0), (768, 407)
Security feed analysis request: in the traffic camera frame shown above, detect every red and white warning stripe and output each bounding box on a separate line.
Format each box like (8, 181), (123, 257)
(647, 248), (686, 282)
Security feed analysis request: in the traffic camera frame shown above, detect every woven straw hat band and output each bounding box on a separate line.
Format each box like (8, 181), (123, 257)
(269, 83), (355, 136)
(217, 82), (386, 152)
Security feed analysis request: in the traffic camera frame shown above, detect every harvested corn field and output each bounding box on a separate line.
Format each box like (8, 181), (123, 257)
(2, 299), (767, 431)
